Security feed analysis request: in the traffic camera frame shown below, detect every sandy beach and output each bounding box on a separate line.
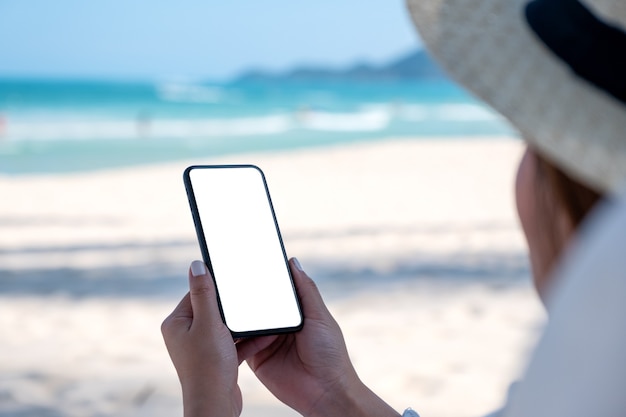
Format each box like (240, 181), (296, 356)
(0, 137), (545, 417)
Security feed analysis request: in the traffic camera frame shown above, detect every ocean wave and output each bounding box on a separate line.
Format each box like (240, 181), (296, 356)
(156, 83), (224, 103)
(397, 103), (502, 121)
(296, 109), (390, 132)
(433, 104), (502, 121)
(2, 115), (293, 141)
(0, 103), (505, 142)
(2, 108), (394, 141)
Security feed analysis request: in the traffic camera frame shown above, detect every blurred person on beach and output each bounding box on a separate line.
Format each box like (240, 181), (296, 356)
(136, 110), (152, 138)
(161, 0), (626, 416)
(0, 114), (6, 138)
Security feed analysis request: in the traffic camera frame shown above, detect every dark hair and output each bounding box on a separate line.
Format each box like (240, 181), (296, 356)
(535, 154), (603, 228)
(531, 151), (603, 280)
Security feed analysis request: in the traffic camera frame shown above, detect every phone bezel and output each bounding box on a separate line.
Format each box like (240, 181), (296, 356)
(183, 164), (303, 338)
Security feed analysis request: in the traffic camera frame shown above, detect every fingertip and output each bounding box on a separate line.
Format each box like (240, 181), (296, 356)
(289, 258), (326, 312)
(291, 257), (304, 272)
(189, 261), (215, 310)
(190, 260), (208, 278)
(290, 258), (310, 285)
(186, 261), (221, 324)
(188, 260), (214, 293)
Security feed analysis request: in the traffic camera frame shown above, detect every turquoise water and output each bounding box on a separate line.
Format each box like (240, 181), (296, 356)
(0, 79), (514, 174)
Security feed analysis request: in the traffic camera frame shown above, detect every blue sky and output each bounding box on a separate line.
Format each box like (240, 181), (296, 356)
(0, 0), (422, 81)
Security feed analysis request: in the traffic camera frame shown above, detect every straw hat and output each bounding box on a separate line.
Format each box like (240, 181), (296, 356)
(406, 0), (626, 194)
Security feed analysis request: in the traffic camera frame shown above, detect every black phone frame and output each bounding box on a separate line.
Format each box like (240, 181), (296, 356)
(183, 164), (304, 338)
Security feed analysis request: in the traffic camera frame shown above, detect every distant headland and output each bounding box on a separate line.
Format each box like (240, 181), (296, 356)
(233, 49), (446, 82)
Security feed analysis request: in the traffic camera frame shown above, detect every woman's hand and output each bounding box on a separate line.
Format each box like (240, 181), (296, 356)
(237, 258), (400, 417)
(161, 260), (241, 417)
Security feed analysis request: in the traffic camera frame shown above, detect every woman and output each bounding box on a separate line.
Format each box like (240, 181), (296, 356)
(161, 0), (626, 415)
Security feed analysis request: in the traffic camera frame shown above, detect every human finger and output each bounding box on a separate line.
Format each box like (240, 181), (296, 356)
(236, 335), (280, 364)
(187, 260), (223, 330)
(289, 257), (333, 321)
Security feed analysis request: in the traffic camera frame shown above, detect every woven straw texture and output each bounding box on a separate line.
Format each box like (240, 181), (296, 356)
(406, 0), (626, 194)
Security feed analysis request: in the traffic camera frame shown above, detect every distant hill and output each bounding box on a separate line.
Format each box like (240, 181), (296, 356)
(234, 49), (446, 82)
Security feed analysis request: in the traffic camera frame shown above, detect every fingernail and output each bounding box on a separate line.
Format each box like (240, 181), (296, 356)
(191, 260), (207, 277)
(293, 257), (303, 272)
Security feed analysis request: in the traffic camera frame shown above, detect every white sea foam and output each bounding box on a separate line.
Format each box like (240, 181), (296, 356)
(7, 120), (137, 141)
(433, 104), (502, 121)
(297, 109), (391, 132)
(4, 114), (294, 141)
(156, 83), (223, 103)
(2, 104), (505, 142)
(397, 103), (502, 121)
(150, 115), (292, 137)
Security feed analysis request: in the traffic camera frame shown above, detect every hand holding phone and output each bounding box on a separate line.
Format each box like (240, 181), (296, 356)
(183, 165), (303, 337)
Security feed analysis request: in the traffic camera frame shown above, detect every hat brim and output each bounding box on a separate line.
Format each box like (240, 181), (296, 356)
(406, 0), (626, 194)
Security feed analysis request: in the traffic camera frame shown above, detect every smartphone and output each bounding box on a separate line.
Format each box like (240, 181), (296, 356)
(183, 164), (303, 337)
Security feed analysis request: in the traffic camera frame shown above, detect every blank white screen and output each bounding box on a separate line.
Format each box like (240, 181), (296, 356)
(189, 166), (301, 334)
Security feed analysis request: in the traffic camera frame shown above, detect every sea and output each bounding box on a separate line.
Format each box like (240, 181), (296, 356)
(0, 78), (515, 175)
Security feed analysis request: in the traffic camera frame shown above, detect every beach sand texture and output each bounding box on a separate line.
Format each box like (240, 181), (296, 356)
(0, 138), (545, 417)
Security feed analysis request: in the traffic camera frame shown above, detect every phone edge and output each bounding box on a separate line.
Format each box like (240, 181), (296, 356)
(183, 164), (304, 338)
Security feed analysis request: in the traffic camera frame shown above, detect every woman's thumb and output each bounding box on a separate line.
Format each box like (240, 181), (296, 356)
(289, 258), (332, 321)
(188, 260), (223, 328)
